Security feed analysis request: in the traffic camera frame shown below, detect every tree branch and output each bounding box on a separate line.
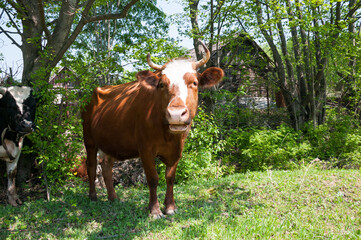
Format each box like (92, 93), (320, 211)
(6, 0), (26, 17)
(201, 0), (225, 36)
(50, 0), (139, 68)
(37, 0), (51, 39)
(0, 8), (21, 48)
(86, 0), (139, 23)
(344, 0), (361, 20)
(0, 26), (21, 48)
(4, 8), (22, 35)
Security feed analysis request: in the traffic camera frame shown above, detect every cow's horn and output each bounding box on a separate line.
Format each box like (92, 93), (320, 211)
(194, 41), (210, 69)
(147, 53), (165, 71)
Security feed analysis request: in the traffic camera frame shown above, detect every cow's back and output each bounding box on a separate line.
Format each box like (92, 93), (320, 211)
(82, 81), (160, 160)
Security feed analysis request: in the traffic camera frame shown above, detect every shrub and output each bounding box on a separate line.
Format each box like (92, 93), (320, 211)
(25, 66), (96, 196)
(304, 108), (361, 168)
(157, 107), (233, 184)
(221, 108), (361, 171)
(223, 125), (313, 171)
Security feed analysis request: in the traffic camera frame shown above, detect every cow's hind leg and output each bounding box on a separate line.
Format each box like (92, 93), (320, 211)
(6, 159), (22, 206)
(164, 163), (178, 215)
(99, 152), (118, 201)
(85, 145), (98, 201)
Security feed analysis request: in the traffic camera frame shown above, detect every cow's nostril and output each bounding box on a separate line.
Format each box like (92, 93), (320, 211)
(167, 107), (190, 125)
(181, 109), (188, 117)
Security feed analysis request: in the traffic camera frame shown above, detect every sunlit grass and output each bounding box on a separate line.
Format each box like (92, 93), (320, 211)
(1, 167), (361, 239)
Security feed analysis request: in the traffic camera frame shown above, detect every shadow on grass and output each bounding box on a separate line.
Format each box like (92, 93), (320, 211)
(0, 178), (256, 239)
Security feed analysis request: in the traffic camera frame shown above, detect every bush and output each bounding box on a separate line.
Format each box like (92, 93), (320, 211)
(223, 125), (313, 171)
(25, 66), (96, 195)
(304, 108), (361, 168)
(220, 108), (361, 171)
(157, 107), (233, 184)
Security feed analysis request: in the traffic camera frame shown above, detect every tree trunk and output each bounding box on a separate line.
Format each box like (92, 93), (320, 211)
(189, 0), (207, 71)
(312, 7), (327, 126)
(287, 0), (309, 121)
(295, 0), (315, 126)
(343, 0), (358, 112)
(256, 0), (305, 130)
(2, 0), (140, 193)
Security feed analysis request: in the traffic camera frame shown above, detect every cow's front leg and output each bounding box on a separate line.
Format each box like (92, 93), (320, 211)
(164, 162), (178, 215)
(6, 159), (22, 206)
(141, 156), (163, 218)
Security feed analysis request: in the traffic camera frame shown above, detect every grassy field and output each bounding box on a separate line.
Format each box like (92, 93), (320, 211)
(1, 165), (361, 239)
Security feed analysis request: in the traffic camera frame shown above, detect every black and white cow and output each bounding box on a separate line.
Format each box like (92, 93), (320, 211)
(0, 86), (36, 206)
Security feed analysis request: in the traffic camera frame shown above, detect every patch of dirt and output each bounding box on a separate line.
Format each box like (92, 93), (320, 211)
(111, 158), (147, 187)
(94, 158), (146, 188)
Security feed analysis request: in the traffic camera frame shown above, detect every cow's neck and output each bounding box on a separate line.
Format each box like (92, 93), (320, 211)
(1, 127), (23, 148)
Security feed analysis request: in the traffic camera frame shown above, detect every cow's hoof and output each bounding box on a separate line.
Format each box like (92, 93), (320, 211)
(150, 212), (164, 219)
(149, 207), (164, 219)
(165, 208), (177, 215)
(8, 197), (22, 207)
(108, 195), (119, 202)
(89, 194), (98, 201)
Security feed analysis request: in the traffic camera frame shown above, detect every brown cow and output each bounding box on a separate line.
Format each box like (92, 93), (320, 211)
(82, 42), (224, 218)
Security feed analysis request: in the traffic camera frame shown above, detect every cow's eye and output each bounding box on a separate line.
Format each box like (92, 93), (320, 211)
(193, 81), (198, 87)
(158, 82), (164, 89)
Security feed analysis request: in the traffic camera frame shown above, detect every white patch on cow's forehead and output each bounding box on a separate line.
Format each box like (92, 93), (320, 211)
(162, 60), (195, 104)
(7, 86), (31, 114)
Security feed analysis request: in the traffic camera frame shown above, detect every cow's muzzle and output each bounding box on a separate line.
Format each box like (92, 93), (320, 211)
(167, 106), (191, 133)
(17, 120), (35, 135)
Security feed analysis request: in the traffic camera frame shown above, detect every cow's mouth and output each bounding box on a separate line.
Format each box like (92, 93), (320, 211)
(18, 129), (33, 136)
(17, 126), (35, 136)
(169, 124), (189, 132)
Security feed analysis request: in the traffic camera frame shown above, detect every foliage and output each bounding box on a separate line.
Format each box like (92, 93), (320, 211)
(326, 18), (361, 113)
(179, 107), (233, 181)
(223, 125), (312, 171)
(185, 108), (223, 154)
(13, 0), (187, 194)
(24, 61), (97, 195)
(185, 83), (361, 172)
(201, 88), (245, 130)
(180, 0), (361, 130)
(218, 107), (361, 172)
(1, 168), (361, 239)
(157, 107), (232, 184)
(304, 108), (361, 168)
(68, 0), (186, 84)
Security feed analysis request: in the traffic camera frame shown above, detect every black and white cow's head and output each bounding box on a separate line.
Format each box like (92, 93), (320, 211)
(0, 86), (36, 135)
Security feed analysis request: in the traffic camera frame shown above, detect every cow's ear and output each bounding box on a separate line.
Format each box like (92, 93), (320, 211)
(199, 67), (224, 89)
(136, 70), (160, 88)
(0, 87), (6, 100)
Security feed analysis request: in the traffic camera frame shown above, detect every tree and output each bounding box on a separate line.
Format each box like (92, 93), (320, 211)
(253, 0), (361, 130)
(66, 0), (184, 86)
(0, 0), (180, 195)
(183, 0), (361, 131)
(0, 0), (140, 86)
(188, 0), (231, 70)
(328, 0), (361, 113)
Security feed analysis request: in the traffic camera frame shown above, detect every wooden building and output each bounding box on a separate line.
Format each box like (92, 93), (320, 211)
(189, 33), (283, 109)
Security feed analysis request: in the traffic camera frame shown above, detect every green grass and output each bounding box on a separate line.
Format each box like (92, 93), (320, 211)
(1, 166), (361, 239)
